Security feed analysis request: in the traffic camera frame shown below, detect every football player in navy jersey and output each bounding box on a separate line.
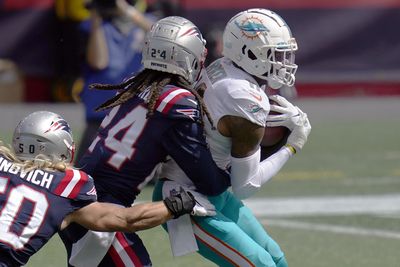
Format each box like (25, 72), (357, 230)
(59, 16), (231, 266)
(0, 111), (195, 267)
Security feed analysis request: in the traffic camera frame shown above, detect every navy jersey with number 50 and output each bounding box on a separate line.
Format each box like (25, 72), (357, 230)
(0, 155), (96, 266)
(79, 85), (230, 206)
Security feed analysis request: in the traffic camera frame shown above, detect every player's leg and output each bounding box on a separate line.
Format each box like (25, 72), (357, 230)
(217, 191), (288, 267)
(60, 226), (151, 267)
(192, 191), (285, 267)
(60, 190), (152, 267)
(95, 191), (152, 267)
(98, 232), (152, 267)
(153, 182), (280, 267)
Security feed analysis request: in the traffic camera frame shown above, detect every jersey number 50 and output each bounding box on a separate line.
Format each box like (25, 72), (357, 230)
(0, 176), (49, 249)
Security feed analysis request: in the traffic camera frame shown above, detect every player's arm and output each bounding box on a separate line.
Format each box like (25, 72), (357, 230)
(162, 120), (231, 196)
(219, 115), (264, 157)
(220, 113), (293, 199)
(68, 201), (171, 232)
(227, 110), (311, 199)
(221, 115), (290, 199)
(62, 190), (195, 232)
(158, 88), (231, 196)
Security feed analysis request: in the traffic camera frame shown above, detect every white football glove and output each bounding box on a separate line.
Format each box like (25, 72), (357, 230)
(188, 190), (216, 217)
(266, 95), (301, 131)
(191, 203), (216, 216)
(287, 111), (312, 152)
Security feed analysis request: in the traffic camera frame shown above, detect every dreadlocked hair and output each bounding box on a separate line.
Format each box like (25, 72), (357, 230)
(90, 69), (215, 129)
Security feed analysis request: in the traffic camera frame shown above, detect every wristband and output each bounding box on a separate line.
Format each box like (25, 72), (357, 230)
(285, 144), (297, 154)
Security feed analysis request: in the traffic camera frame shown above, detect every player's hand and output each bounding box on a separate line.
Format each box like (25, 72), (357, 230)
(163, 187), (196, 219)
(286, 111), (311, 153)
(266, 95), (301, 131)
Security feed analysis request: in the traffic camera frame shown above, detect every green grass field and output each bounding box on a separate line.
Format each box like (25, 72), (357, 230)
(3, 98), (400, 267)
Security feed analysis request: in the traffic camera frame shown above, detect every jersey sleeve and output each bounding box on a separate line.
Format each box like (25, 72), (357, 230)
(153, 86), (201, 122)
(51, 169), (97, 202)
(160, 120), (231, 196)
(213, 79), (270, 127)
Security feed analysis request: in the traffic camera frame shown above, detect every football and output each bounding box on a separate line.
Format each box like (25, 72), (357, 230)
(261, 124), (289, 147)
(260, 99), (289, 147)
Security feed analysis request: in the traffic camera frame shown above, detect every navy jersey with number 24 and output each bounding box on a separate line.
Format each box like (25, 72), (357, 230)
(79, 85), (230, 206)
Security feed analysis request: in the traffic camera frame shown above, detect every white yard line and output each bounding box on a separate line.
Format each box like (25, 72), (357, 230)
(244, 194), (400, 240)
(244, 194), (400, 217)
(261, 219), (400, 240)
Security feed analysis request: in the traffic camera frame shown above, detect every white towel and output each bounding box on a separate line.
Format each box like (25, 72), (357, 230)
(162, 180), (216, 257)
(69, 231), (116, 267)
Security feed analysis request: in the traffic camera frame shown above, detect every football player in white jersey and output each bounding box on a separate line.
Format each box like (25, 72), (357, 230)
(153, 8), (311, 267)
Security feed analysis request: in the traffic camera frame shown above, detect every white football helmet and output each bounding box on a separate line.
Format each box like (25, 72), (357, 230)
(142, 16), (207, 84)
(12, 111), (75, 163)
(222, 8), (298, 89)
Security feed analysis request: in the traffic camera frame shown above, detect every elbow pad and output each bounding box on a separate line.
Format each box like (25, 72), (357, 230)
(230, 146), (293, 199)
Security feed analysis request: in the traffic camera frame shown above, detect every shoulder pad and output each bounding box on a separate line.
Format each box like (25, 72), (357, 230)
(51, 169), (97, 201)
(154, 85), (201, 121)
(212, 80), (270, 127)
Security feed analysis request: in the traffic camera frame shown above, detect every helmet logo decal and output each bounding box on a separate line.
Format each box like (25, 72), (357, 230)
(44, 119), (71, 134)
(235, 16), (269, 40)
(176, 108), (199, 121)
(179, 27), (201, 38)
(179, 27), (206, 45)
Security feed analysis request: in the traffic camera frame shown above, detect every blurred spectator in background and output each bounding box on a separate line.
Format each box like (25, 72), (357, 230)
(0, 59), (23, 103)
(1, 1), (399, 104)
(203, 22), (224, 65)
(146, 0), (183, 18)
(72, 0), (153, 162)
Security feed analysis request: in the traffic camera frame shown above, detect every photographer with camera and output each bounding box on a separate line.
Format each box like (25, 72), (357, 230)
(73, 0), (153, 162)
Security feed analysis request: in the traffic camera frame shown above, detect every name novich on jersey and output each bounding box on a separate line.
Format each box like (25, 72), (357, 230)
(0, 156), (53, 189)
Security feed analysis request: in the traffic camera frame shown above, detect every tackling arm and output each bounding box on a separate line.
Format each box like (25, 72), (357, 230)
(62, 190), (195, 232)
(63, 201), (171, 232)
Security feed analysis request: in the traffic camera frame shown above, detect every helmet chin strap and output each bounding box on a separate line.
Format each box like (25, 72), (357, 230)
(268, 80), (282, 89)
(267, 68), (286, 89)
